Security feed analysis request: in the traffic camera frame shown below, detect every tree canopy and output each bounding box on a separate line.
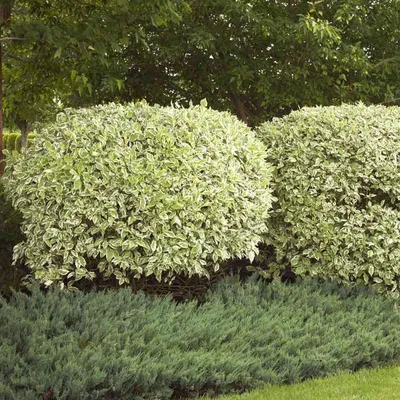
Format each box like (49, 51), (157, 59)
(125, 0), (399, 125)
(2, 0), (400, 129)
(1, 0), (190, 130)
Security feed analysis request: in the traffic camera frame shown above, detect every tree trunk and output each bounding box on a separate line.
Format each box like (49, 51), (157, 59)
(17, 119), (29, 149)
(21, 125), (28, 149)
(230, 87), (249, 125)
(216, 52), (250, 126)
(0, 3), (11, 176)
(0, 38), (3, 176)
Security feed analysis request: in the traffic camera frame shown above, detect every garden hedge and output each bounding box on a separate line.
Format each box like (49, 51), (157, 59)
(2, 133), (37, 152)
(1, 278), (400, 399)
(4, 101), (273, 288)
(257, 104), (400, 295)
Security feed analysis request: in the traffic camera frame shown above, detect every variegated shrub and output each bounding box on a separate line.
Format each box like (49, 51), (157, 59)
(4, 101), (273, 287)
(257, 104), (400, 296)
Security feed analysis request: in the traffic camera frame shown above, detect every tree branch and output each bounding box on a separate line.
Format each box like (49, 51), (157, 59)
(0, 37), (27, 42)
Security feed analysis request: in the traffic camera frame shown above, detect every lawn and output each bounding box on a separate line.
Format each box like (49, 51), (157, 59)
(207, 365), (400, 400)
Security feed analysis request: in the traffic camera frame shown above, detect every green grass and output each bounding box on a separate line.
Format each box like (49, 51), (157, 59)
(206, 365), (400, 400)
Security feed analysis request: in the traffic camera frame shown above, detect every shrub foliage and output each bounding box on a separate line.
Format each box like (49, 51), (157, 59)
(0, 181), (25, 296)
(4, 101), (273, 287)
(257, 104), (400, 295)
(1, 278), (400, 399)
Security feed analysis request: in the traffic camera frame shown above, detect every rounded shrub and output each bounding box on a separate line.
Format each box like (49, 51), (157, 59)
(257, 104), (400, 296)
(4, 101), (273, 287)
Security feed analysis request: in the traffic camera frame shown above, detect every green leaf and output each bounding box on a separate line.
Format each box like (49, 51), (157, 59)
(54, 47), (62, 59)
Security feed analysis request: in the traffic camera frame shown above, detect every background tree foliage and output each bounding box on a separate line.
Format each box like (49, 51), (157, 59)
(1, 0), (190, 136)
(1, 0), (400, 132)
(129, 0), (399, 125)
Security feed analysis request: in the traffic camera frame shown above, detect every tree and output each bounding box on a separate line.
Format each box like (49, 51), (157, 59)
(0, 0), (12, 175)
(0, 0), (190, 174)
(2, 0), (399, 148)
(112, 0), (400, 125)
